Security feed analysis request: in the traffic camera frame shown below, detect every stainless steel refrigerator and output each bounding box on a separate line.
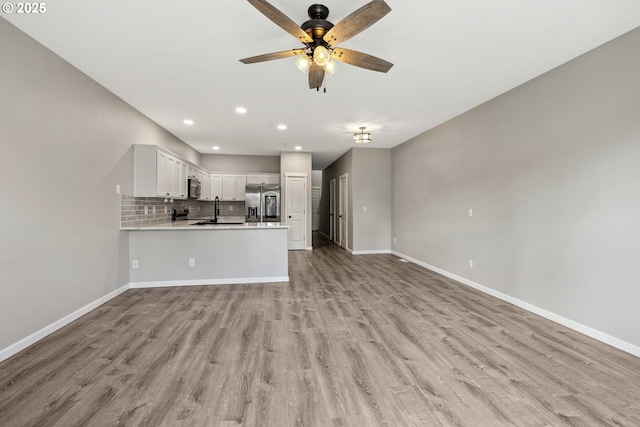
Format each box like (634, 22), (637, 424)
(245, 185), (280, 223)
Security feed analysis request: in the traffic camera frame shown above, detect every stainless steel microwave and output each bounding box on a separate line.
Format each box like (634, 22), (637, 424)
(187, 178), (201, 199)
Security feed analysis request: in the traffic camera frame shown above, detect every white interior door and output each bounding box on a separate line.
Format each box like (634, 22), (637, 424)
(329, 179), (335, 242)
(339, 174), (348, 249)
(286, 175), (306, 250)
(311, 187), (321, 231)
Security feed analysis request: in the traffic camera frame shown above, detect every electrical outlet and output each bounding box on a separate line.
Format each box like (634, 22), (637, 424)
(152, 206), (156, 214)
(468, 208), (473, 217)
(468, 259), (473, 269)
(394, 237), (397, 244)
(164, 206), (167, 214)
(132, 260), (139, 269)
(363, 206), (367, 212)
(116, 184), (121, 195)
(144, 206), (148, 215)
(189, 258), (195, 267)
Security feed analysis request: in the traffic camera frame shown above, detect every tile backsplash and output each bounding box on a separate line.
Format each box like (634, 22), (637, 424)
(120, 195), (245, 227)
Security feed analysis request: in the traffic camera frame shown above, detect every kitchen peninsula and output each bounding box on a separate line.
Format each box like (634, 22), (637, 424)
(122, 221), (289, 287)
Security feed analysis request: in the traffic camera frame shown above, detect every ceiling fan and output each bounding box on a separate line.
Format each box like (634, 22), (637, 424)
(240, 0), (394, 91)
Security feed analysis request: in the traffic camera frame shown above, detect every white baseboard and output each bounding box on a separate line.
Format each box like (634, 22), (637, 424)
(0, 284), (130, 363)
(352, 249), (392, 255)
(305, 246), (313, 251)
(129, 276), (290, 288)
(392, 251), (640, 359)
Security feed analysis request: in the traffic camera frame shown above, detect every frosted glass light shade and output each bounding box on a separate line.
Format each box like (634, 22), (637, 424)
(313, 46), (330, 67)
(324, 59), (337, 74)
(295, 55), (312, 72)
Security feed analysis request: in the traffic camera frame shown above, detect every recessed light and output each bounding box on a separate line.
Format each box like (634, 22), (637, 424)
(183, 119), (194, 125)
(277, 124), (287, 130)
(294, 146), (302, 151)
(212, 146), (220, 151)
(235, 107), (247, 114)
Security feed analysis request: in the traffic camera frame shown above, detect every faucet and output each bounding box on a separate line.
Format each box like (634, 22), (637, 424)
(213, 196), (219, 223)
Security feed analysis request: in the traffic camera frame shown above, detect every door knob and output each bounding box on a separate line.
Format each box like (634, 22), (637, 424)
(288, 216), (292, 218)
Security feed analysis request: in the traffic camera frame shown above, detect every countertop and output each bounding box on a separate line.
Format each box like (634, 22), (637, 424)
(121, 218), (288, 231)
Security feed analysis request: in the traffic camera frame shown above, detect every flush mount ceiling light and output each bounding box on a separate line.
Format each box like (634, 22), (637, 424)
(183, 119), (194, 125)
(240, 1), (394, 91)
(277, 124), (287, 130)
(212, 146), (220, 151)
(294, 146), (302, 150)
(235, 107), (247, 114)
(353, 126), (372, 144)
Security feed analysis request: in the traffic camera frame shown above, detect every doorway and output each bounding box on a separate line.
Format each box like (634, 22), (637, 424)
(338, 173), (348, 249)
(285, 174), (307, 250)
(329, 178), (336, 243)
(311, 187), (321, 231)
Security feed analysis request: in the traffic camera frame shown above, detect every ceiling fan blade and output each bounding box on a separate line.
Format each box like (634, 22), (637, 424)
(240, 49), (305, 64)
(308, 62), (325, 90)
(332, 48), (393, 73)
(323, 0), (391, 46)
(247, 0), (313, 43)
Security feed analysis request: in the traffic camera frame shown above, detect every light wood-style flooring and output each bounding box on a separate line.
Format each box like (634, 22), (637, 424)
(1, 233), (639, 426)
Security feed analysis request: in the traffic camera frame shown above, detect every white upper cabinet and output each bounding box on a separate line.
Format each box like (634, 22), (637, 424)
(221, 174), (246, 201)
(211, 174), (223, 200)
(134, 145), (187, 199)
(247, 174), (280, 185)
(187, 165), (211, 200)
(235, 175), (247, 200)
(134, 145), (277, 201)
(201, 171), (211, 201)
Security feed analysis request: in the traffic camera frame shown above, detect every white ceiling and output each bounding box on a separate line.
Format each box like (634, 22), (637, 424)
(4, 1), (640, 169)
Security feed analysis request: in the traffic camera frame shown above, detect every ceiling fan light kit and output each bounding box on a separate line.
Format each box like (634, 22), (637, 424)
(295, 54), (312, 72)
(241, 0), (393, 91)
(324, 58), (337, 75)
(312, 45), (331, 67)
(353, 127), (372, 144)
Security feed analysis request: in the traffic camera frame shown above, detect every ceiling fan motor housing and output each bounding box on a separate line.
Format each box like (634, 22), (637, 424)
(302, 4), (334, 43)
(307, 4), (329, 19)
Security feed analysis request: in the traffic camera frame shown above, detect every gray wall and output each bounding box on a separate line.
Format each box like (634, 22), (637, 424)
(391, 28), (640, 349)
(352, 148), (392, 253)
(0, 20), (196, 351)
(200, 154), (280, 173)
(312, 170), (323, 187)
